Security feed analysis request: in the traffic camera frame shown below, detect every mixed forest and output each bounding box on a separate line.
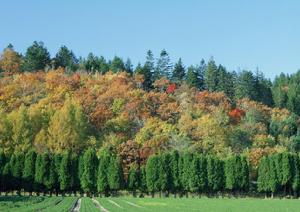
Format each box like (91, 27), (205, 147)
(0, 41), (300, 197)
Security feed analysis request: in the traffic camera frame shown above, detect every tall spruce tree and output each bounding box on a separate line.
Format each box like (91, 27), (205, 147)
(146, 155), (160, 197)
(107, 156), (124, 195)
(81, 148), (97, 196)
(97, 150), (110, 196)
(59, 152), (72, 194)
(128, 164), (139, 197)
(23, 150), (36, 195)
(10, 152), (24, 195)
(172, 58), (185, 83)
(204, 59), (218, 92)
(155, 49), (172, 80)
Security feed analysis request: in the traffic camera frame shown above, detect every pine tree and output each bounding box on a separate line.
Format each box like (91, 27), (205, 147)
(240, 156), (249, 191)
(225, 156), (236, 191)
(2, 162), (11, 194)
(23, 41), (51, 71)
(107, 156), (124, 195)
(54, 45), (78, 71)
(291, 154), (300, 196)
(160, 153), (172, 196)
(155, 49), (172, 80)
(139, 166), (147, 195)
(128, 164), (139, 197)
(180, 152), (193, 195)
(0, 151), (6, 193)
(45, 155), (59, 195)
(146, 155), (160, 197)
(172, 58), (185, 83)
(207, 156), (224, 192)
(124, 58), (133, 74)
(169, 150), (180, 196)
(59, 152), (72, 194)
(189, 153), (201, 194)
(281, 152), (292, 195)
(23, 150), (36, 195)
(110, 56), (125, 73)
(97, 150), (110, 196)
(257, 156), (268, 193)
(10, 152), (24, 195)
(204, 59), (218, 92)
(186, 66), (199, 88)
(81, 148), (97, 196)
(53, 154), (62, 195)
(268, 156), (278, 197)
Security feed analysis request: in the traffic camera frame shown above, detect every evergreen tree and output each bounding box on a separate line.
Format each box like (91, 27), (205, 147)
(2, 162), (11, 194)
(53, 154), (62, 195)
(146, 154), (160, 196)
(155, 49), (172, 80)
(204, 59), (218, 92)
(128, 164), (139, 196)
(0, 151), (6, 193)
(268, 156), (278, 197)
(180, 152), (193, 194)
(172, 58), (185, 82)
(23, 150), (36, 195)
(160, 153), (172, 195)
(45, 154), (59, 195)
(189, 153), (207, 194)
(139, 166), (147, 194)
(10, 152), (24, 194)
(110, 56), (125, 73)
(97, 150), (110, 196)
(235, 70), (258, 101)
(59, 152), (72, 194)
(291, 154), (300, 196)
(207, 156), (224, 192)
(124, 58), (133, 74)
(35, 153), (46, 193)
(169, 150), (180, 195)
(23, 41), (51, 71)
(81, 148), (97, 195)
(186, 66), (199, 88)
(54, 45), (78, 71)
(257, 156), (268, 193)
(107, 156), (124, 195)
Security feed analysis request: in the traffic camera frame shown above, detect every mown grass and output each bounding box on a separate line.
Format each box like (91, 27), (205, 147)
(95, 197), (300, 212)
(1, 196), (300, 212)
(0, 196), (76, 212)
(80, 197), (98, 212)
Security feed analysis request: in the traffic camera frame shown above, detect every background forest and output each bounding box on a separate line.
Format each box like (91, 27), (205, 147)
(0, 42), (300, 188)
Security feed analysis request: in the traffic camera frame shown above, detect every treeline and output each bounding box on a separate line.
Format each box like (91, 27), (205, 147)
(0, 149), (249, 197)
(1, 148), (299, 198)
(2, 41), (300, 115)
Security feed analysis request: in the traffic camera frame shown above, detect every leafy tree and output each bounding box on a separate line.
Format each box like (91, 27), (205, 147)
(8, 105), (33, 153)
(81, 148), (97, 195)
(23, 41), (50, 71)
(0, 44), (22, 73)
(47, 99), (90, 153)
(23, 150), (37, 195)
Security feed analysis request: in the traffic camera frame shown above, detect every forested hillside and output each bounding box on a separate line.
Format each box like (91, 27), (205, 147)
(0, 42), (300, 196)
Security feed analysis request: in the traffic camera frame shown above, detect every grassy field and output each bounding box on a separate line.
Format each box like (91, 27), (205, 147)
(1, 196), (300, 211)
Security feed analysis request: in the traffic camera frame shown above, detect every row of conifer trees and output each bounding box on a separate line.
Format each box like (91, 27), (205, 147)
(0, 148), (299, 197)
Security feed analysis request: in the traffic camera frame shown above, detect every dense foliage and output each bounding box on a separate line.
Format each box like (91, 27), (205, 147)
(1, 42), (300, 197)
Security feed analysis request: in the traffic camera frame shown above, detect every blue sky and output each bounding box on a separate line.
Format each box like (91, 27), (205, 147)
(1, 0), (299, 78)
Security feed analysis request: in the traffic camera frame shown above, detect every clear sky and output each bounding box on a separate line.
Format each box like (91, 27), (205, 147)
(1, 0), (299, 78)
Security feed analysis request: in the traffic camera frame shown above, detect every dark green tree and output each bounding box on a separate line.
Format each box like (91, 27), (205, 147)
(107, 156), (124, 195)
(172, 58), (185, 82)
(110, 56), (125, 73)
(204, 58), (218, 92)
(23, 150), (36, 195)
(128, 164), (139, 197)
(23, 41), (51, 71)
(97, 150), (110, 196)
(155, 49), (172, 80)
(81, 148), (97, 196)
(59, 152), (72, 195)
(10, 152), (24, 195)
(54, 45), (78, 71)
